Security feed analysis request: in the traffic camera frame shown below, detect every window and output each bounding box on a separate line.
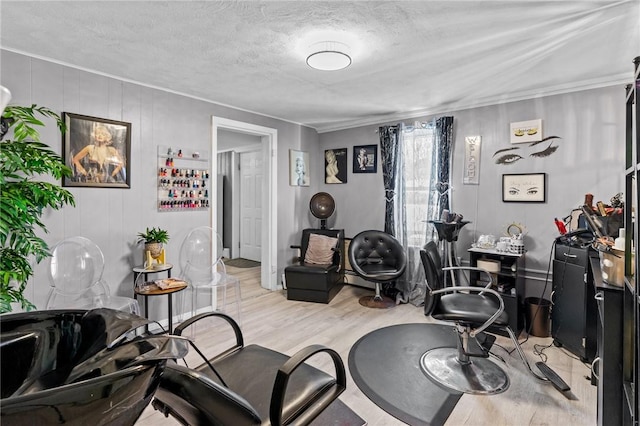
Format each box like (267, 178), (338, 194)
(397, 126), (435, 248)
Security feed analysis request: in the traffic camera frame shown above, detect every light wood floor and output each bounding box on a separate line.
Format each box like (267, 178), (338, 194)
(136, 265), (596, 426)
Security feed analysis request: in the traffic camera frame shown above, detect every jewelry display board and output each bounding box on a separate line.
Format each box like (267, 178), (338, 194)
(157, 146), (210, 211)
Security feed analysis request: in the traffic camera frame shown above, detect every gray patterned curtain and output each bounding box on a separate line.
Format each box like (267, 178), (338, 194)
(379, 125), (401, 235)
(434, 116), (454, 217)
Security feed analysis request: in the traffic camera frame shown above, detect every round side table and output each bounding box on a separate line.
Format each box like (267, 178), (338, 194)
(132, 264), (178, 332)
(134, 280), (187, 333)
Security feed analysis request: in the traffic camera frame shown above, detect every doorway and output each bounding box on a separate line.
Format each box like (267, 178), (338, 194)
(212, 117), (278, 291)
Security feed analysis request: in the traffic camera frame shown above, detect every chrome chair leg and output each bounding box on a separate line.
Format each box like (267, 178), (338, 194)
(504, 326), (548, 382)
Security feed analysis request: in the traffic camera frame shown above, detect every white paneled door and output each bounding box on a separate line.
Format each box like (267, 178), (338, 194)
(239, 150), (262, 262)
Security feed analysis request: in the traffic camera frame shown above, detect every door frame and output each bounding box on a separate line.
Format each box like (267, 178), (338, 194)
(212, 117), (278, 291)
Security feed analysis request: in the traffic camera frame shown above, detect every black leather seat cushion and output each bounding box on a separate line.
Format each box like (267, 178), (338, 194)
(432, 293), (509, 326)
(357, 263), (401, 280)
(155, 363), (262, 425)
(285, 264), (340, 292)
(196, 344), (336, 423)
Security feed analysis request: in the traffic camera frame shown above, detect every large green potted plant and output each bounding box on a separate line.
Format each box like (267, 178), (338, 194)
(0, 105), (76, 313)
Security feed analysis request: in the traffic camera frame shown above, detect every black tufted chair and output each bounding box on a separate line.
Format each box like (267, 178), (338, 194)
(420, 240), (557, 395)
(348, 230), (406, 309)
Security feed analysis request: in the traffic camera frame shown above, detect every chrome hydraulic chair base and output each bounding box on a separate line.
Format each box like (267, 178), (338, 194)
(420, 347), (510, 395)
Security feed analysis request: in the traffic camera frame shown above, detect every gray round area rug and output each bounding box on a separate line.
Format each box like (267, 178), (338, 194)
(348, 323), (494, 426)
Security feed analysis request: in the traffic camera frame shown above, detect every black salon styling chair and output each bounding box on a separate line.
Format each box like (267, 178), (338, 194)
(419, 241), (570, 395)
(152, 312), (347, 425)
(1, 308), (188, 425)
(284, 228), (344, 303)
(348, 230), (406, 309)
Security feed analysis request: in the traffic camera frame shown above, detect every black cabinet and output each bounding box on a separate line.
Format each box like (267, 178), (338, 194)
(591, 255), (624, 426)
(468, 248), (525, 336)
(551, 243), (597, 363)
(623, 56), (639, 426)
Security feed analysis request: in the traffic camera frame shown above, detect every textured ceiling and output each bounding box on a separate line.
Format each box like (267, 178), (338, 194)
(1, 1), (639, 132)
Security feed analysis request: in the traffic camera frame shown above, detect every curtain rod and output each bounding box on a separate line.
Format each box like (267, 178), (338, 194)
(375, 121), (434, 132)
(375, 126), (397, 133)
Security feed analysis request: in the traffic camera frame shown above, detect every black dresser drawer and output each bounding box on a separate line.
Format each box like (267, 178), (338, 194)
(554, 243), (590, 265)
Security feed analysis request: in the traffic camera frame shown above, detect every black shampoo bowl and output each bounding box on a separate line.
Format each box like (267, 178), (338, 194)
(1, 308), (188, 425)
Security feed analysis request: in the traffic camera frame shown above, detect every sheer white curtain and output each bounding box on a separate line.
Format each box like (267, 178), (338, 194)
(394, 122), (438, 305)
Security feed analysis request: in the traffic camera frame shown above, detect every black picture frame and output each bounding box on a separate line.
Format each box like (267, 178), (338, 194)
(325, 148), (348, 184)
(62, 113), (131, 188)
(502, 173), (546, 203)
(353, 144), (377, 173)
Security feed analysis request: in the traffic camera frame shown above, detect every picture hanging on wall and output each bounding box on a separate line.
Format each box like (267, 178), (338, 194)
(62, 112), (131, 188)
(325, 148), (347, 183)
(510, 119), (542, 144)
(353, 144), (377, 173)
(289, 149), (310, 186)
(502, 173), (546, 203)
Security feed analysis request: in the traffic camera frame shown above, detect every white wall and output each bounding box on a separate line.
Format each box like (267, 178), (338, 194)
(1, 50), (322, 315)
(319, 86), (626, 297)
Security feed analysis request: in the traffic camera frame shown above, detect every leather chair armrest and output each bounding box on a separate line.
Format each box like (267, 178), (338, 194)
(290, 245), (302, 262)
(442, 266), (494, 290)
(173, 312), (244, 353)
(270, 344), (346, 425)
(431, 286), (505, 337)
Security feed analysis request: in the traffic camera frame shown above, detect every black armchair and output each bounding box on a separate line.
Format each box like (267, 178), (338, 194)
(419, 241), (565, 395)
(152, 312), (347, 425)
(348, 230), (406, 309)
(284, 228), (344, 303)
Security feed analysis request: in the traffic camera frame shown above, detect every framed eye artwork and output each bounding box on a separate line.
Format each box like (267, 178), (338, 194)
(502, 173), (546, 203)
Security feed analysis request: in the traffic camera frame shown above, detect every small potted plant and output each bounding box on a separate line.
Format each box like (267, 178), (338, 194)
(137, 227), (170, 259)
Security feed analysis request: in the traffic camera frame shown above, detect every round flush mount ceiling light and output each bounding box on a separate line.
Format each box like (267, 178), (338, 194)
(306, 41), (352, 71)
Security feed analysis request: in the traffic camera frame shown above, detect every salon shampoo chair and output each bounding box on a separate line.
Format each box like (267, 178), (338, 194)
(152, 312), (347, 425)
(284, 228), (344, 303)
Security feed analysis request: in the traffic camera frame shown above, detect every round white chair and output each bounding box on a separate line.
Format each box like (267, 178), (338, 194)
(179, 227), (241, 332)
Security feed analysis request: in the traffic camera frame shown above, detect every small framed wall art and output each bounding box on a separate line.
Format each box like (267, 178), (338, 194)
(510, 119), (542, 144)
(62, 113), (131, 188)
(325, 148), (347, 183)
(353, 144), (377, 173)
(289, 149), (310, 186)
(502, 173), (546, 203)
